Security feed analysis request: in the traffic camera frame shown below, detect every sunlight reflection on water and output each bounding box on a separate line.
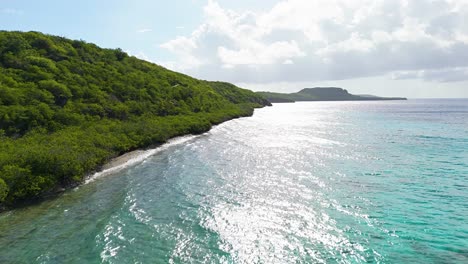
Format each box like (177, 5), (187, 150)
(0, 100), (467, 263)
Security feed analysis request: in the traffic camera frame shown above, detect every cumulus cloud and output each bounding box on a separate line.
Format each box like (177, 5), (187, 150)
(392, 67), (468, 82)
(160, 0), (468, 84)
(124, 50), (154, 63)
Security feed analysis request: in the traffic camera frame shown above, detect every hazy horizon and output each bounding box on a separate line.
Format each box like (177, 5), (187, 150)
(2, 0), (468, 98)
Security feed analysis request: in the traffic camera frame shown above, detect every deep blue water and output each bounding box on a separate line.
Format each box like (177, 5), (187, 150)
(0, 99), (467, 263)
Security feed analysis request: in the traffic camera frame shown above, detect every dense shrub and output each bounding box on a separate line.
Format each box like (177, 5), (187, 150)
(0, 178), (8, 202)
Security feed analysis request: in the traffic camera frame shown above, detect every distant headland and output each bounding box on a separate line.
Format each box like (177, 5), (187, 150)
(257, 87), (407, 103)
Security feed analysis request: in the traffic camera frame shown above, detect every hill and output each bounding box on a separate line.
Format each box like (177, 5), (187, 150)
(257, 87), (407, 103)
(0, 31), (270, 208)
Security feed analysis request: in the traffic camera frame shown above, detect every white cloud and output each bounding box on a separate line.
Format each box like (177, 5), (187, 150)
(160, 0), (468, 84)
(124, 50), (154, 63)
(392, 67), (468, 82)
(160, 35), (202, 70)
(217, 40), (304, 65)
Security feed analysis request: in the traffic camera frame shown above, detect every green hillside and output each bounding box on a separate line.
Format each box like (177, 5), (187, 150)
(0, 31), (270, 208)
(257, 88), (407, 102)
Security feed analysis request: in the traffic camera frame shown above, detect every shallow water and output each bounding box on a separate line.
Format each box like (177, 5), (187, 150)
(1, 99), (467, 263)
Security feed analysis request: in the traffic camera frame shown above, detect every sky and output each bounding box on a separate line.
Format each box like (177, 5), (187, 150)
(1, 0), (468, 98)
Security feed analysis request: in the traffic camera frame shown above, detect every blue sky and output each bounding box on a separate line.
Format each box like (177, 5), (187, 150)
(1, 0), (206, 61)
(1, 0), (468, 98)
(0, 0), (276, 62)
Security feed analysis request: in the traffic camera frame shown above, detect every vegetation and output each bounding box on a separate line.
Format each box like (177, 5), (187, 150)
(257, 87), (407, 103)
(0, 31), (270, 208)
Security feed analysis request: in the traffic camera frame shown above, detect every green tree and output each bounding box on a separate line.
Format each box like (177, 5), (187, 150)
(38, 80), (72, 106)
(0, 178), (8, 202)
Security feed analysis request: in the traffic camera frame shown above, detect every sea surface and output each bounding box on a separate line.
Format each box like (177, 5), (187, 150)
(0, 99), (467, 264)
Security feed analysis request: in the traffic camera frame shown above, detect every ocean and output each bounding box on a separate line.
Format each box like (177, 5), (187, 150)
(0, 99), (467, 263)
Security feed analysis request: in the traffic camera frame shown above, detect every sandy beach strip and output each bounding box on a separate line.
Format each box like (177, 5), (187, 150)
(84, 135), (199, 184)
(101, 150), (148, 171)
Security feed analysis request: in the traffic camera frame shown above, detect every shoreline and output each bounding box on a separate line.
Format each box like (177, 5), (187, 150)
(85, 110), (266, 184)
(84, 135), (199, 184)
(83, 112), (262, 183)
(0, 133), (205, 213)
(0, 107), (266, 213)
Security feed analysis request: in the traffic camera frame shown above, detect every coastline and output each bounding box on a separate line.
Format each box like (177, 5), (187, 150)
(84, 135), (199, 184)
(87, 109), (264, 184)
(84, 111), (263, 184)
(0, 31), (274, 211)
(0, 110), (263, 213)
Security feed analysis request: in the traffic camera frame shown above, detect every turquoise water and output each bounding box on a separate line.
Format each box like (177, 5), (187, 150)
(0, 99), (467, 263)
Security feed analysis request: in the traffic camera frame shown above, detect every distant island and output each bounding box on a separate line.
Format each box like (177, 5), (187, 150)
(0, 31), (270, 210)
(257, 87), (407, 103)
